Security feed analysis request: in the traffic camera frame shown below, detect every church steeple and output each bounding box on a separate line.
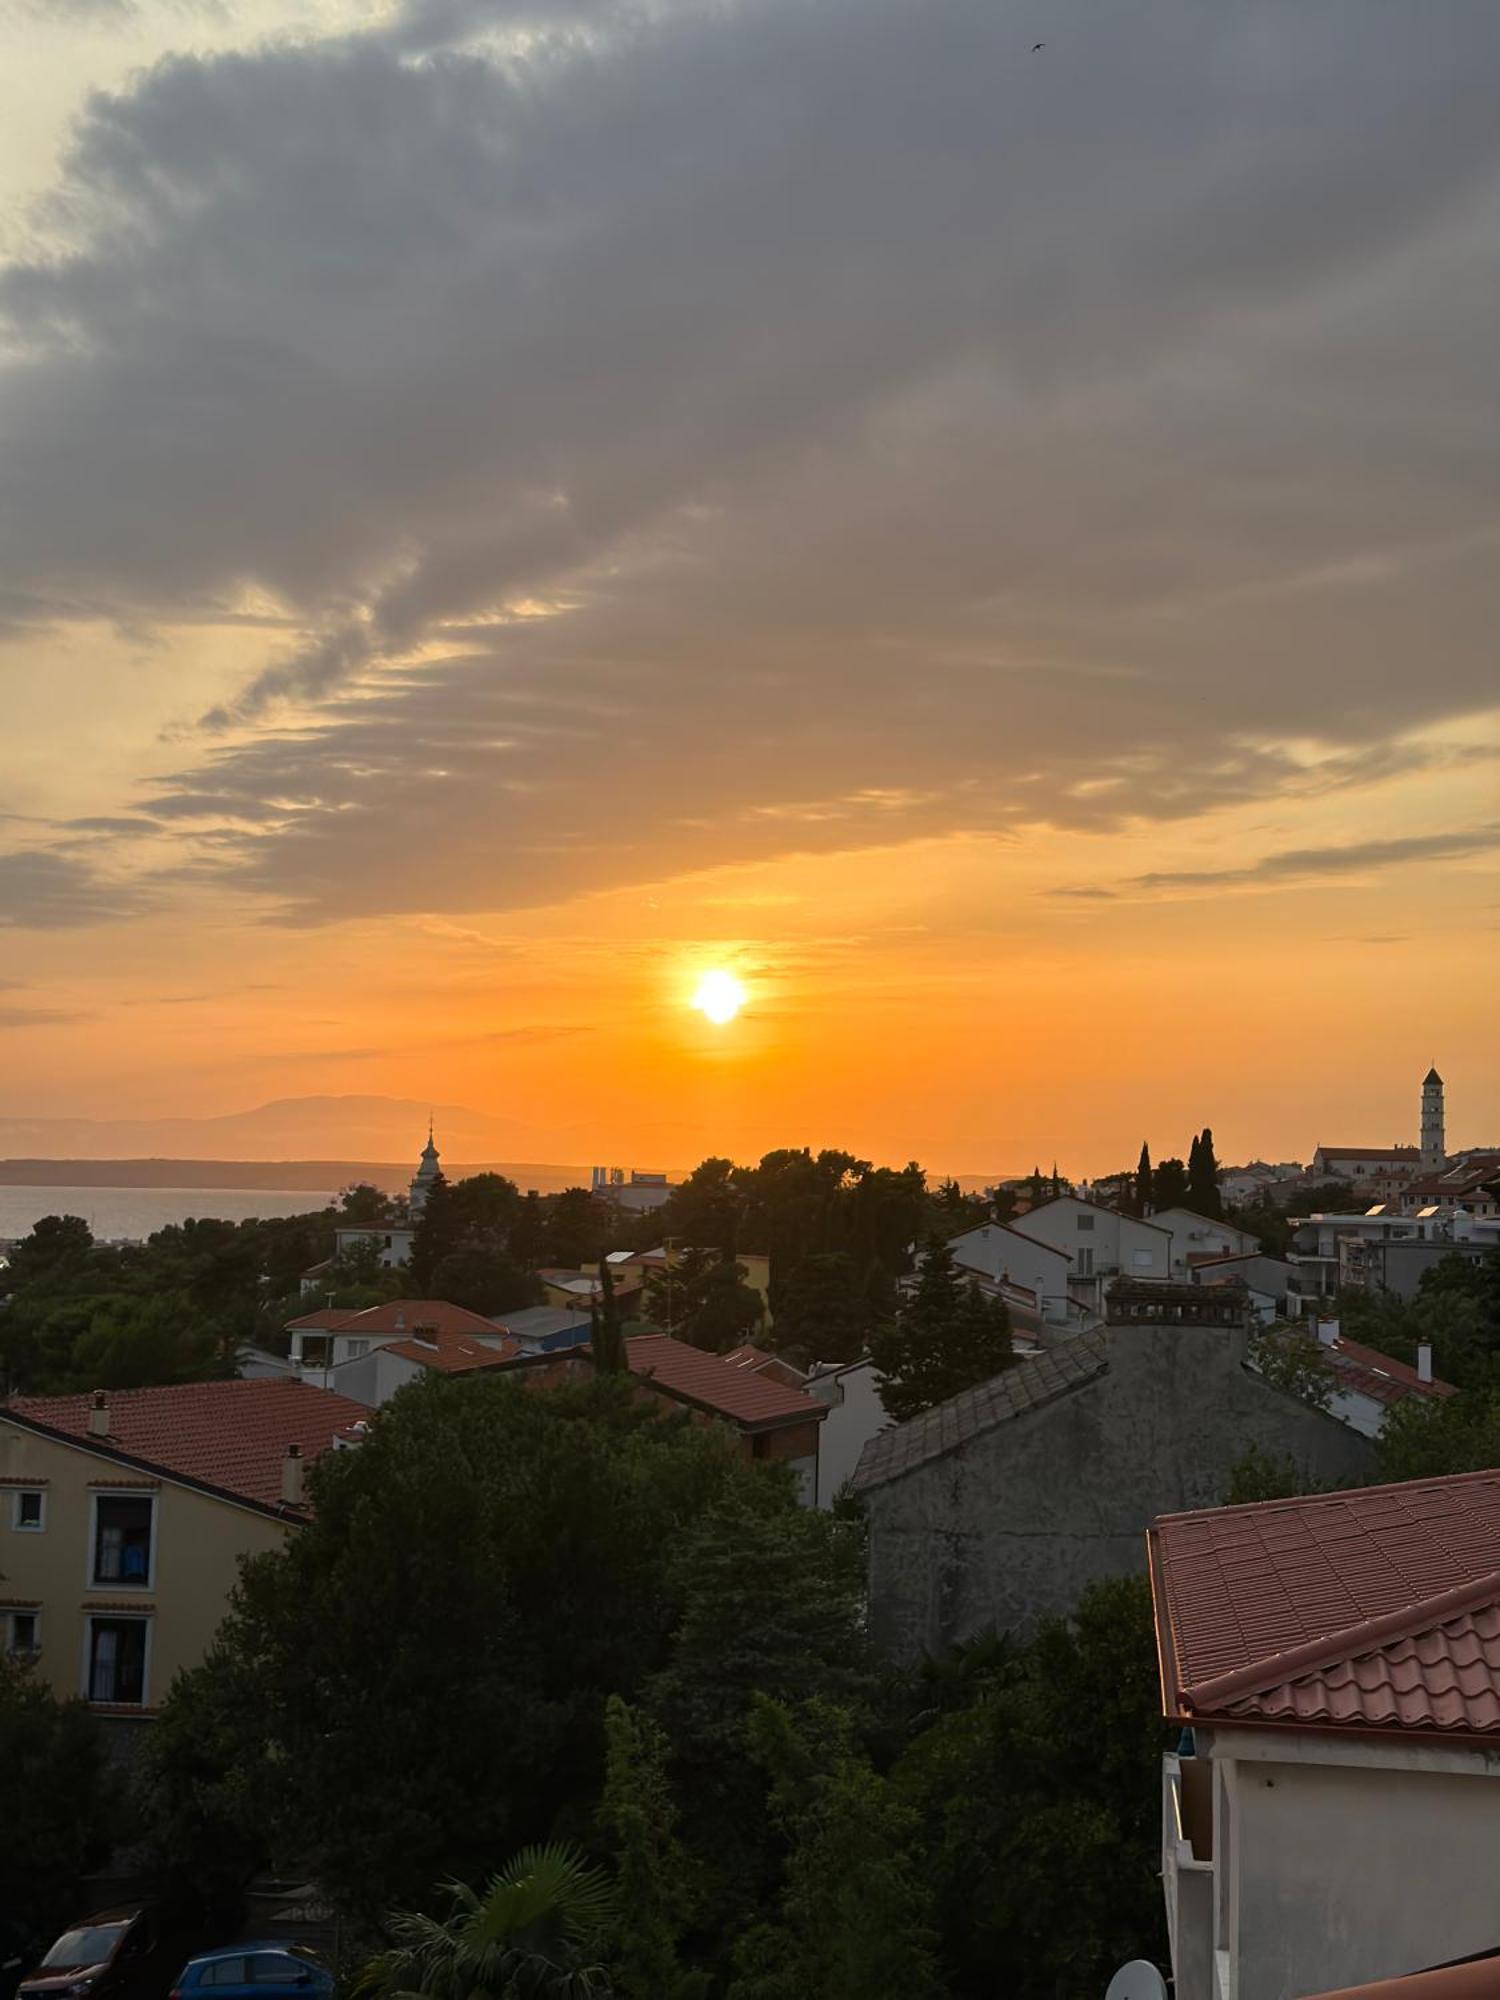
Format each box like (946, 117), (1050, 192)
(409, 1120), (442, 1215)
(1420, 1067), (1445, 1169)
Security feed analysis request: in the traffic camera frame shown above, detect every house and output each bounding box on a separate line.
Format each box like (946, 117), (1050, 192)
(1104, 1277), (1250, 1328)
(851, 1312), (1372, 1662)
(945, 1221), (1078, 1325)
(1284, 1207), (1451, 1309)
(285, 1298), (507, 1380)
(536, 1266), (645, 1313)
(1298, 1317), (1459, 1439)
(613, 1245), (773, 1325)
(1146, 1208), (1263, 1277)
(0, 1379), (367, 1716)
(491, 1304), (594, 1355)
(1342, 1211), (1500, 1299)
(1007, 1195), (1172, 1305)
(323, 1322), (521, 1408)
(1391, 1154), (1500, 1221)
(528, 1333), (827, 1503)
(1190, 1250), (1295, 1321)
(805, 1357), (890, 1510)
(720, 1345), (806, 1391)
(1311, 1145), (1422, 1183)
(1150, 1471), (1500, 2000)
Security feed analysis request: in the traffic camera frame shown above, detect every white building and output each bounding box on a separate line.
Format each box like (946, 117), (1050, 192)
(946, 1220), (1077, 1324)
(1152, 1472), (1500, 2000)
(1008, 1195), (1171, 1306)
(284, 1298), (510, 1383)
(1147, 1208), (1263, 1278)
(805, 1358), (889, 1509)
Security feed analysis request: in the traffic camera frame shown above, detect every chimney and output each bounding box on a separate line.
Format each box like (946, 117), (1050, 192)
(281, 1442), (305, 1507)
(88, 1389), (109, 1437)
(1417, 1343), (1434, 1385)
(1315, 1317), (1340, 1348)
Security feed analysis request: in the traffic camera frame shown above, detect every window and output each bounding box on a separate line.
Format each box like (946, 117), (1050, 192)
(86, 1615), (149, 1704)
(1077, 1214), (1095, 1232)
(345, 1339), (370, 1359)
(92, 1493), (154, 1586)
(1132, 1249), (1155, 1269)
(1076, 1248), (1095, 1277)
(251, 1954), (310, 1983)
(6, 1610), (40, 1656)
(199, 1961), (249, 1987)
(12, 1488), (46, 1530)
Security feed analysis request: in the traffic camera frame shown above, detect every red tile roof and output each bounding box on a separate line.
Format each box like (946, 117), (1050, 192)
(1318, 1148), (1422, 1163)
(1302, 1957), (1500, 1999)
(1328, 1335), (1457, 1407)
(1151, 1472), (1500, 1739)
(626, 1334), (824, 1431)
(2, 1379), (370, 1516)
(287, 1299), (500, 1336)
(383, 1329), (519, 1373)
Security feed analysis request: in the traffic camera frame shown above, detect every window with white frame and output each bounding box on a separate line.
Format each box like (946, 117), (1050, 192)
(11, 1488), (46, 1531)
(91, 1492), (155, 1587)
(1076, 1247), (1095, 1277)
(345, 1339), (370, 1359)
(5, 1609), (40, 1656)
(1133, 1249), (1155, 1269)
(85, 1614), (149, 1704)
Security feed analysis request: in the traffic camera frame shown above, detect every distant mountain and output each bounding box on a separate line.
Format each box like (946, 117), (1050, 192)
(0, 1157), (591, 1194)
(0, 1095), (545, 1164)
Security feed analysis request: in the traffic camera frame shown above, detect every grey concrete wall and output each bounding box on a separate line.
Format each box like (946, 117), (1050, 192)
(863, 1323), (1374, 1660)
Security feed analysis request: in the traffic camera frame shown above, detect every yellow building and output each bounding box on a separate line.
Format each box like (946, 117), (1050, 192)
(0, 1378), (368, 1715)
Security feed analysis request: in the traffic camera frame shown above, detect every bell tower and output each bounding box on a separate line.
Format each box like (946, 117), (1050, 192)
(1420, 1067), (1445, 1169)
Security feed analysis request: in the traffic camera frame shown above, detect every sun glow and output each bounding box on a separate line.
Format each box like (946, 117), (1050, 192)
(691, 969), (747, 1025)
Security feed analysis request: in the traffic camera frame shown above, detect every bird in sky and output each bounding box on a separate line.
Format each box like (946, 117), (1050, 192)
(1032, 41), (1045, 51)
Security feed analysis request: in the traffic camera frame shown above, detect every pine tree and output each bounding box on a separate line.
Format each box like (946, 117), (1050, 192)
(870, 1238), (1014, 1423)
(409, 1171), (459, 1292)
(1134, 1142), (1152, 1218)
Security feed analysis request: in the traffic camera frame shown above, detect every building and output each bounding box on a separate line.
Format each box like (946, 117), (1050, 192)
(1421, 1066), (1446, 1167)
(589, 1168), (676, 1216)
(1341, 1207), (1500, 1298)
(945, 1221), (1079, 1326)
(851, 1313), (1371, 1661)
(408, 1126), (442, 1216)
(285, 1298), (509, 1379)
(1104, 1277), (1249, 1328)
(1310, 1145), (1422, 1184)
(320, 1321), (521, 1407)
(1190, 1250), (1295, 1321)
(0, 1379), (367, 1714)
(1146, 1208), (1264, 1277)
(805, 1357), (889, 1509)
(1008, 1195), (1173, 1307)
(535, 1265), (646, 1312)
(614, 1245), (773, 1326)
(300, 1220), (416, 1295)
(491, 1304), (595, 1354)
(1391, 1154), (1500, 1221)
(1151, 1471), (1500, 2000)
(1311, 1321), (1458, 1439)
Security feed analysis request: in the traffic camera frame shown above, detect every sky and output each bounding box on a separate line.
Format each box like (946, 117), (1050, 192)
(1, 0), (1498, 1178)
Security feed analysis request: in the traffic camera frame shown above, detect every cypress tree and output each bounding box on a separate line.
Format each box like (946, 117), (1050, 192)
(1134, 1142), (1152, 1218)
(591, 1256), (628, 1373)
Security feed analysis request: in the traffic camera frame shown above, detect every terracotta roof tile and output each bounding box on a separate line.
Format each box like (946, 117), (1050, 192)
(1151, 1471), (1500, 1737)
(287, 1299), (500, 1336)
(3, 1379), (370, 1514)
(1328, 1336), (1457, 1407)
(383, 1330), (519, 1373)
(625, 1335), (823, 1430)
(849, 1333), (1109, 1494)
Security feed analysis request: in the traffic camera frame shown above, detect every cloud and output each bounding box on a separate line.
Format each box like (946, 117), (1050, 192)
(1129, 825), (1500, 894)
(0, 1003), (88, 1027)
(0, 849), (148, 928)
(4, 0), (1500, 918)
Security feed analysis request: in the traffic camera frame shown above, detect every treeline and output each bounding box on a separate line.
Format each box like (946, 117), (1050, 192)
(3, 1375), (1168, 2000)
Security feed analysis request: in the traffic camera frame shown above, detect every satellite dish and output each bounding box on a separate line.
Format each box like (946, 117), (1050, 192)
(1105, 1963), (1169, 2000)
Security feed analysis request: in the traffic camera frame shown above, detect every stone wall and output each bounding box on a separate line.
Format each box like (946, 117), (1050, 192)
(862, 1322), (1375, 1661)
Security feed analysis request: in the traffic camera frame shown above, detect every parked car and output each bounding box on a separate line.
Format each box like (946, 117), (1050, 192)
(17, 1910), (171, 2000)
(169, 1946), (334, 2000)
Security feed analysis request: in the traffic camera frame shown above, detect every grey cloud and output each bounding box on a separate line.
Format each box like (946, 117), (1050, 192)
(0, 849), (148, 927)
(5, 0), (1500, 915)
(1130, 825), (1500, 894)
(0, 1003), (89, 1027)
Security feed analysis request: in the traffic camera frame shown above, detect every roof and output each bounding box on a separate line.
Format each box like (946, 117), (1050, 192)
(1150, 1471), (1500, 1739)
(625, 1334), (824, 1431)
(1010, 1194), (1172, 1236)
(849, 1333), (1109, 1495)
(1424, 1067), (1444, 1087)
(492, 1305), (593, 1342)
(1327, 1336), (1457, 1408)
(1317, 1147), (1421, 1163)
(286, 1299), (499, 1337)
(1, 1379), (370, 1517)
(381, 1328), (519, 1374)
(1302, 1957), (1500, 2000)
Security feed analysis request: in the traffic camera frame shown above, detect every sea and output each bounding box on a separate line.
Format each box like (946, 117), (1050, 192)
(0, 1186), (338, 1244)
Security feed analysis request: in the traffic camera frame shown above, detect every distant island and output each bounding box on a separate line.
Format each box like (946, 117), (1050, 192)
(0, 1157), (592, 1194)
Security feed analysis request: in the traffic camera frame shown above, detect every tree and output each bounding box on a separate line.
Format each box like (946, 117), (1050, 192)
(339, 1183), (393, 1224)
(597, 1700), (705, 2000)
(0, 1658), (118, 1972)
(727, 1701), (945, 2000)
(1223, 1443), (1305, 1504)
(1380, 1385), (1500, 1483)
(410, 1172), (460, 1293)
(870, 1238), (1013, 1422)
(892, 1574), (1168, 2000)
(357, 1848), (618, 2000)
(430, 1244), (539, 1316)
(652, 1160), (747, 1259)
(772, 1252), (868, 1366)
(1248, 1322), (1335, 1411)
(1186, 1129), (1223, 1220)
(1149, 1157), (1189, 1209)
(544, 1189), (612, 1270)
(147, 1376), (770, 1920)
(643, 1250), (761, 1352)
(66, 1290), (229, 1389)
(591, 1261), (628, 1375)
(1133, 1142), (1152, 1218)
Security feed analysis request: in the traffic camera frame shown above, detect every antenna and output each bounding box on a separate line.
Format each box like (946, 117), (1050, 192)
(1105, 1965), (1168, 2000)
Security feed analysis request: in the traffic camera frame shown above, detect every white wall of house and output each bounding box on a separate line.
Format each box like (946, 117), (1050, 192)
(946, 1223), (1074, 1322)
(1165, 1729), (1500, 2000)
(334, 1224), (415, 1269)
(806, 1360), (889, 1509)
(1008, 1198), (1170, 1286)
(317, 1346), (425, 1407)
(1148, 1209), (1262, 1275)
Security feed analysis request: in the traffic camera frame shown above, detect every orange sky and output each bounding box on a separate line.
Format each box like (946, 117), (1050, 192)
(1, 0), (1499, 1177)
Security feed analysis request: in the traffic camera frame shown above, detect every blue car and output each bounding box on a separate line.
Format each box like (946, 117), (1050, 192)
(170, 1946), (334, 2000)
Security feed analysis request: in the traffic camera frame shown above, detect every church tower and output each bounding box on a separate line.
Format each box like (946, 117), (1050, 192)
(409, 1122), (442, 1216)
(1420, 1067), (1445, 1169)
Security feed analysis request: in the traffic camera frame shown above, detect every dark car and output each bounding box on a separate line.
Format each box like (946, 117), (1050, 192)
(169, 1947), (334, 2000)
(17, 1910), (167, 2000)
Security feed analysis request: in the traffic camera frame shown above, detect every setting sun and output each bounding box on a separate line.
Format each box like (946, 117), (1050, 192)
(691, 969), (747, 1025)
